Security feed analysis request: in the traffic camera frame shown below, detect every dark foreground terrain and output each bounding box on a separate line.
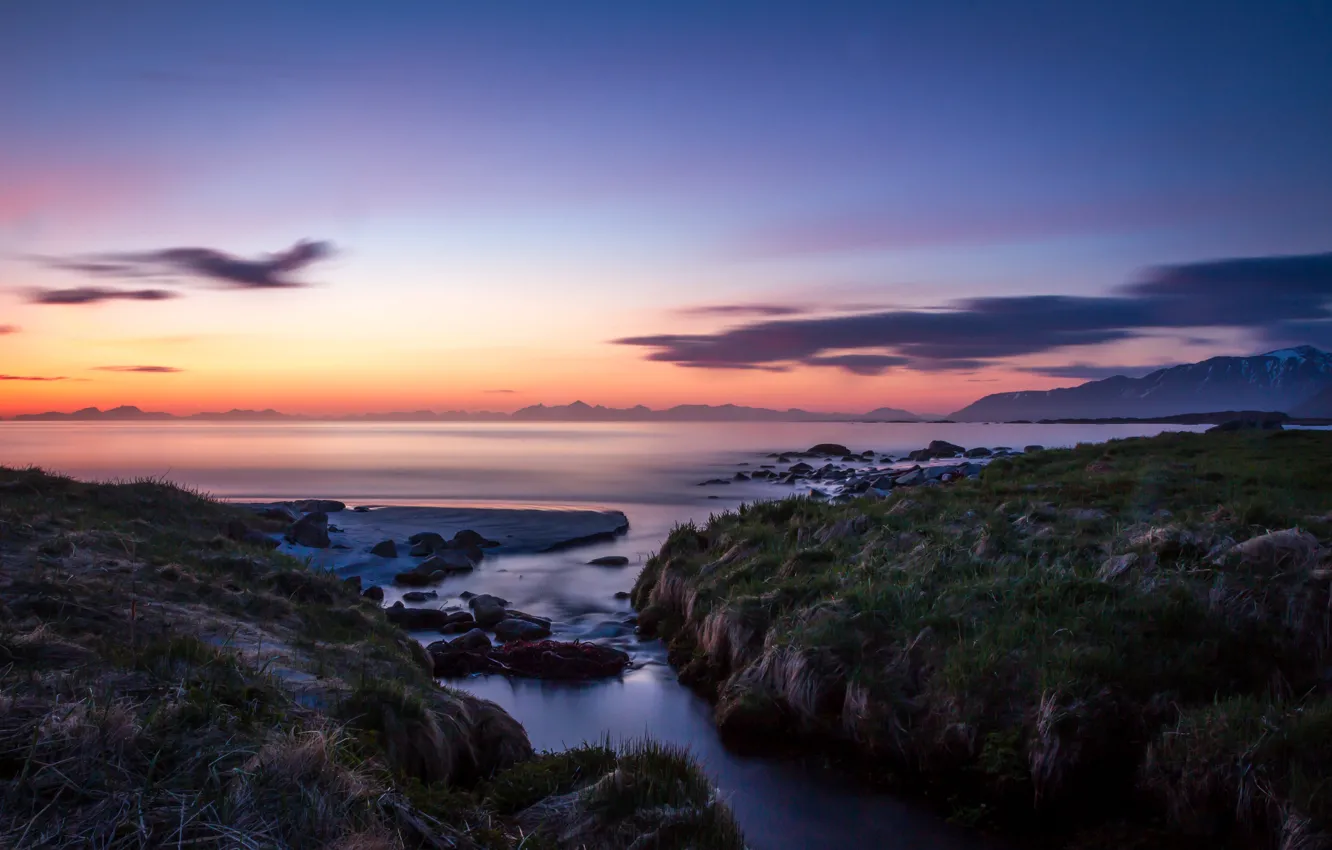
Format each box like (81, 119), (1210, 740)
(634, 430), (1332, 848)
(0, 467), (742, 849)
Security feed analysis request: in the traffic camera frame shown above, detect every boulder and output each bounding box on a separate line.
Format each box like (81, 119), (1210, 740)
(342, 575), (363, 592)
(420, 550), (477, 572)
(284, 511), (330, 548)
(385, 603), (453, 630)
(402, 590), (438, 602)
(362, 585), (385, 602)
(588, 555), (630, 567)
(491, 640), (630, 679)
(451, 529), (500, 549)
(1129, 526), (1200, 560)
(494, 618), (553, 642)
(807, 443), (851, 456)
(450, 628), (493, 652)
(927, 440), (965, 456)
(964, 447), (992, 458)
(893, 468), (924, 486)
(734, 472), (750, 481)
(788, 462), (814, 474)
(1097, 553), (1139, 581)
(369, 539), (398, 558)
(352, 505), (372, 512)
(697, 478), (730, 486)
(393, 569), (446, 587)
(1024, 445), (1045, 452)
(255, 505), (297, 522)
(469, 593), (510, 629)
(1233, 528), (1321, 570)
(295, 499), (345, 513)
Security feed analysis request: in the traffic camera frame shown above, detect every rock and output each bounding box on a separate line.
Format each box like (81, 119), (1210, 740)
(420, 551), (476, 573)
(887, 498), (919, 516)
(613, 591), (631, 600)
(369, 539), (398, 558)
(255, 505), (297, 522)
(284, 511), (330, 548)
(894, 468), (924, 486)
(295, 499), (345, 513)
(1129, 526), (1199, 560)
(807, 443), (851, 456)
(362, 585), (385, 602)
(459, 591), (476, 600)
(1097, 553), (1139, 581)
(1024, 445), (1045, 452)
(588, 555), (630, 567)
(439, 620), (473, 635)
(352, 505), (372, 512)
(493, 640), (629, 679)
(697, 478), (730, 486)
(385, 603), (453, 630)
(469, 593), (510, 628)
(494, 618), (553, 642)
(450, 628), (493, 652)
(343, 575), (363, 592)
(408, 542), (434, 557)
(393, 570), (446, 587)
(1066, 508), (1109, 522)
(927, 440), (965, 456)
(158, 565), (180, 581)
(452, 529), (500, 549)
(788, 462), (814, 474)
(816, 515), (870, 544)
(402, 590), (438, 602)
(1233, 529), (1321, 570)
(408, 531), (448, 548)
(734, 472), (750, 481)
(964, 447), (992, 458)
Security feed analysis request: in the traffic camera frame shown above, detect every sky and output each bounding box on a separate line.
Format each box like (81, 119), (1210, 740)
(2, 0), (1331, 416)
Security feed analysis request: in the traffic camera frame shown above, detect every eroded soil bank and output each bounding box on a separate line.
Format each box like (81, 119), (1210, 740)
(633, 430), (1332, 848)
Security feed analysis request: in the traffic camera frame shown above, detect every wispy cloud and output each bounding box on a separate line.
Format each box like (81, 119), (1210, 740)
(1020, 363), (1177, 380)
(28, 287), (179, 305)
(483, 389), (517, 394)
(41, 239), (334, 290)
(616, 251), (1332, 374)
(675, 303), (807, 318)
(0, 374), (66, 381)
(0, 324), (18, 335)
(92, 365), (184, 373)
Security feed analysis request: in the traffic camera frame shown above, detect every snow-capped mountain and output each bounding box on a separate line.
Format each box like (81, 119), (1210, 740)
(951, 346), (1332, 421)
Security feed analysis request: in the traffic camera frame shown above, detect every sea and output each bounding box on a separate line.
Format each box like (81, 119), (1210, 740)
(0, 419), (1223, 849)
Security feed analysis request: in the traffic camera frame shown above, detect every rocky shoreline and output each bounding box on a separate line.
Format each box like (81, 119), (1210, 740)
(634, 430), (1332, 847)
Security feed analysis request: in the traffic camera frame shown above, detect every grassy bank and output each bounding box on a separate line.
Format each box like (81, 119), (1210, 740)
(0, 466), (742, 849)
(633, 429), (1332, 847)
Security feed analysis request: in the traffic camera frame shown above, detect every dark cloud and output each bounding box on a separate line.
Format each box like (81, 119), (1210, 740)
(92, 365), (184, 373)
(676, 303), (807, 318)
(484, 389), (517, 394)
(28, 287), (179, 305)
(802, 354), (909, 375)
(0, 324), (18, 334)
(1021, 363), (1176, 380)
(616, 251), (1332, 374)
(44, 240), (334, 290)
(0, 374), (66, 381)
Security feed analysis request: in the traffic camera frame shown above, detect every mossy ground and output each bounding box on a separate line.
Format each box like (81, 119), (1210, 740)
(0, 466), (742, 849)
(633, 430), (1332, 847)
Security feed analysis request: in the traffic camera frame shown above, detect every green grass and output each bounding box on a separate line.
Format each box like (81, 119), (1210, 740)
(634, 430), (1332, 845)
(0, 464), (743, 849)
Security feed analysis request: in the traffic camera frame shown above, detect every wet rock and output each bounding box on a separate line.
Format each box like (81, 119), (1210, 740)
(734, 472), (750, 481)
(352, 505), (372, 512)
(296, 499), (346, 513)
(362, 585), (385, 602)
(927, 440), (965, 456)
(451, 628), (493, 652)
(588, 555), (630, 567)
(370, 539), (398, 558)
(613, 591), (631, 600)
(807, 443), (851, 456)
(393, 569), (446, 587)
(964, 447), (992, 458)
(402, 590), (438, 602)
(255, 505), (296, 523)
(1024, 445), (1045, 452)
(285, 511), (330, 548)
(494, 618), (553, 642)
(452, 529), (500, 549)
(420, 551), (477, 573)
(469, 593), (511, 628)
(385, 603), (453, 630)
(697, 478), (730, 486)
(788, 462), (814, 474)
(894, 468), (924, 486)
(343, 575), (363, 592)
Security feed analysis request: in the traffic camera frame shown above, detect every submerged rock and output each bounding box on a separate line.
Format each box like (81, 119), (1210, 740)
(588, 555), (630, 567)
(402, 590), (438, 602)
(369, 539), (398, 558)
(432, 639), (630, 680)
(385, 603), (453, 630)
(494, 618), (552, 642)
(807, 443), (851, 456)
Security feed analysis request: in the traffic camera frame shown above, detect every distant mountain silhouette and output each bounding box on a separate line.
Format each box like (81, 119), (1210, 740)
(1292, 384), (1332, 418)
(951, 346), (1332, 421)
(8, 402), (931, 423)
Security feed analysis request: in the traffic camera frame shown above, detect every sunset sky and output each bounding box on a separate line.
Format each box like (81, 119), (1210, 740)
(3, 1), (1331, 416)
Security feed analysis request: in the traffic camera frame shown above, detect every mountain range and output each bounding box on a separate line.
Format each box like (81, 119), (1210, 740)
(7, 402), (934, 423)
(950, 346), (1332, 421)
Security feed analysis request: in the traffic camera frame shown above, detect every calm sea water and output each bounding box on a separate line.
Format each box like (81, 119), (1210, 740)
(0, 419), (1215, 849)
